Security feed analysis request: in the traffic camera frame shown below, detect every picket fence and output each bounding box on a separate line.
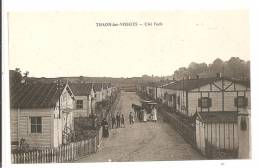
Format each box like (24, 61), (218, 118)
(11, 137), (97, 164)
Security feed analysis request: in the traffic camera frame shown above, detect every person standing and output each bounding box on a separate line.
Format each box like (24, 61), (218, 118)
(112, 114), (116, 129)
(121, 114), (125, 128)
(151, 107), (157, 122)
(129, 112), (134, 125)
(116, 112), (121, 128)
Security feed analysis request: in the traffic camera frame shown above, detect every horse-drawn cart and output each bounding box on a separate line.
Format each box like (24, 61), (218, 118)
(132, 100), (158, 122)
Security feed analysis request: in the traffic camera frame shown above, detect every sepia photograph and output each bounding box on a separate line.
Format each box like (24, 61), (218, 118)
(6, 11), (252, 164)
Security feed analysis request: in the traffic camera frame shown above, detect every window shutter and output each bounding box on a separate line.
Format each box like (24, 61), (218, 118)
(208, 98), (212, 107)
(240, 117), (247, 130)
(198, 98), (202, 107)
(244, 97), (248, 107)
(234, 97), (238, 107)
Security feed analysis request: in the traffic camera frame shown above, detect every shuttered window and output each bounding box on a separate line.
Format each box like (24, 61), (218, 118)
(31, 117), (42, 133)
(234, 96), (248, 108)
(198, 97), (212, 108)
(76, 100), (83, 109)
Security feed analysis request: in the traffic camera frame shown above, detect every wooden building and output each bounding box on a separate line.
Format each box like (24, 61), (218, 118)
(93, 83), (105, 102)
(195, 111), (238, 156)
(162, 77), (250, 117)
(69, 83), (94, 118)
(10, 82), (75, 148)
(137, 80), (176, 101)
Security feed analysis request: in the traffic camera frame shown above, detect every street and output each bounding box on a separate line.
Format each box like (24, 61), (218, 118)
(76, 91), (205, 162)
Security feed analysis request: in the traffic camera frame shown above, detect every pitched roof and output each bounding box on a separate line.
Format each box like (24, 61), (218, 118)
(102, 83), (112, 89)
(143, 80), (176, 87)
(163, 77), (217, 91)
(197, 111), (237, 123)
(93, 83), (103, 92)
(10, 82), (66, 108)
(163, 77), (250, 91)
(69, 83), (93, 96)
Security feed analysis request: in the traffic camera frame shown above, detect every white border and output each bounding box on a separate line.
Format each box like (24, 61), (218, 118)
(2, 0), (260, 168)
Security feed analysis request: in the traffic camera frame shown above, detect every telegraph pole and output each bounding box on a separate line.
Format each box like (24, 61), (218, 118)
(56, 79), (61, 119)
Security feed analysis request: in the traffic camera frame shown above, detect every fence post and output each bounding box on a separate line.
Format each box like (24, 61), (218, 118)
(59, 147), (61, 163)
(17, 153), (19, 163)
(31, 151), (33, 164)
(12, 154), (15, 164)
(61, 146), (64, 163)
(77, 141), (80, 159)
(71, 143), (73, 161)
(84, 140), (88, 155)
(88, 139), (90, 154)
(64, 145), (66, 162)
(66, 144), (68, 162)
(46, 149), (49, 163)
(95, 137), (97, 152)
(54, 148), (57, 163)
(68, 144), (70, 161)
(23, 153), (25, 163)
(44, 149), (47, 163)
(13, 154), (15, 164)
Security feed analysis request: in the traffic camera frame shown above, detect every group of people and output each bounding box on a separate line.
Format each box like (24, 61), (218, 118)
(111, 111), (136, 128)
(112, 112), (125, 128)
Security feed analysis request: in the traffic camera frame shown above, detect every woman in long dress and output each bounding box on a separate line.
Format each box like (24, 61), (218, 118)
(142, 110), (147, 122)
(151, 107), (157, 122)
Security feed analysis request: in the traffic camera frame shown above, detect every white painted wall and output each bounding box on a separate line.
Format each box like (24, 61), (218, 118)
(196, 119), (238, 153)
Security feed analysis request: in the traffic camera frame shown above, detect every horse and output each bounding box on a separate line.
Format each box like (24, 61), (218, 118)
(132, 104), (142, 121)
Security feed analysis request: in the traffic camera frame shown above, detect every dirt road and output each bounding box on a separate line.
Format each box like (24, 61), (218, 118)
(76, 91), (205, 162)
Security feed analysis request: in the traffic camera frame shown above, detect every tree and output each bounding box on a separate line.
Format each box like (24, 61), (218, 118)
(173, 57), (250, 80)
(23, 71), (29, 77)
(188, 62), (208, 75)
(226, 57), (246, 78)
(10, 68), (23, 86)
(209, 58), (224, 73)
(173, 67), (192, 80)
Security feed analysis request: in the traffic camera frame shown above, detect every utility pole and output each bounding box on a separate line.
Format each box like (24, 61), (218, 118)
(56, 79), (61, 119)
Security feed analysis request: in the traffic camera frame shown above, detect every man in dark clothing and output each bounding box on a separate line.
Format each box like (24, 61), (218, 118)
(121, 114), (125, 128)
(129, 112), (134, 125)
(112, 115), (116, 129)
(116, 112), (121, 128)
(102, 119), (109, 137)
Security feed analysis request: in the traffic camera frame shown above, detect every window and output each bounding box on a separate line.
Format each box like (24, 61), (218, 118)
(76, 100), (83, 109)
(198, 97), (212, 108)
(235, 96), (248, 108)
(31, 117), (42, 133)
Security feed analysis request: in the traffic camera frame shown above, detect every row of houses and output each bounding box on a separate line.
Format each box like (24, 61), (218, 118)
(10, 80), (117, 149)
(137, 74), (250, 158)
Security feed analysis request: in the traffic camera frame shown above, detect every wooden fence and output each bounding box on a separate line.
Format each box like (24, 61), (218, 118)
(159, 109), (196, 147)
(11, 136), (98, 164)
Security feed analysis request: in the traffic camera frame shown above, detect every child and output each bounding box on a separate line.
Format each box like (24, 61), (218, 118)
(121, 114), (125, 128)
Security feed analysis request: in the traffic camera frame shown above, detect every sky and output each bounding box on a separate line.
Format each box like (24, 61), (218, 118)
(8, 11), (249, 78)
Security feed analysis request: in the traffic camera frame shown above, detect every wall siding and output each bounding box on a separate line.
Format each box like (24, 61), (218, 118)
(186, 80), (250, 116)
(73, 96), (91, 117)
(18, 108), (53, 148)
(196, 121), (238, 153)
(10, 109), (19, 142)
